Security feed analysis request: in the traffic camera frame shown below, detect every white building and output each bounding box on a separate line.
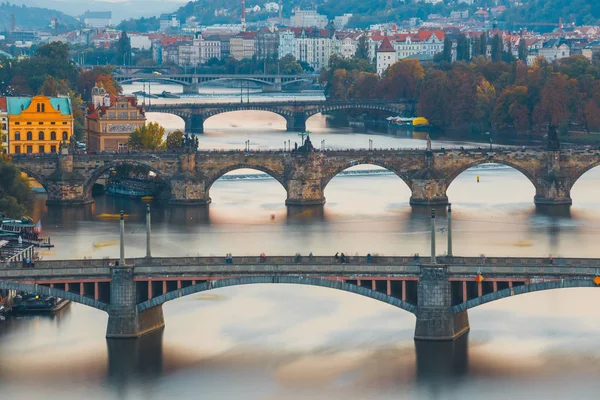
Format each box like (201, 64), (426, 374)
(290, 10), (328, 29)
(264, 2), (280, 13)
(196, 35), (222, 63)
(539, 38), (570, 61)
(160, 15), (181, 32)
(279, 30), (297, 58)
(129, 34), (152, 50)
(377, 36), (397, 75)
(333, 14), (353, 30)
(83, 11), (112, 28)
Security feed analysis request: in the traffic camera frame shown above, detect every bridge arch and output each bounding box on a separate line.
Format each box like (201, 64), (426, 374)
(202, 106), (295, 121)
(452, 279), (597, 313)
(304, 103), (412, 120)
(568, 162), (600, 192)
(322, 161), (412, 190)
(83, 159), (170, 198)
(206, 165), (287, 191)
(116, 77), (192, 86)
(446, 160), (539, 191)
(0, 281), (109, 311)
(136, 276), (417, 314)
(15, 165), (50, 193)
(202, 109), (289, 130)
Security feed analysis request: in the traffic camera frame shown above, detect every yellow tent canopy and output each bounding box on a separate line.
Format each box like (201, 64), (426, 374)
(413, 117), (429, 126)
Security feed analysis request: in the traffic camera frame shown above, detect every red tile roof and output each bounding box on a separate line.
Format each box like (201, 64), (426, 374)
(378, 36), (396, 53)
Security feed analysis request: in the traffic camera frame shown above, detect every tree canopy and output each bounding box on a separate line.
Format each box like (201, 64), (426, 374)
(128, 123), (166, 151)
(0, 159), (34, 219)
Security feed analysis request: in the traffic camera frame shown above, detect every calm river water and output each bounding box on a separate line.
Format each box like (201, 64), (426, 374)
(2, 85), (600, 399)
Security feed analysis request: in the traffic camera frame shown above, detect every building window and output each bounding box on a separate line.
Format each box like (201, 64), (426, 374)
(39, 122), (43, 125)
(51, 122), (55, 125)
(62, 132), (68, 140)
(26, 145), (33, 154)
(26, 132), (32, 141)
(14, 132), (20, 141)
(50, 145), (56, 153)
(39, 132), (44, 141)
(42, 104), (45, 112)
(26, 122), (32, 125)
(15, 145), (21, 154)
(14, 122), (19, 125)
(37, 104), (41, 112)
(39, 145), (45, 154)
(63, 122), (67, 125)
(51, 131), (56, 140)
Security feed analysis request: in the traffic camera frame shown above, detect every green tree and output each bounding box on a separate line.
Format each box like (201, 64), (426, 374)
(442, 37), (453, 63)
(114, 31), (132, 66)
(355, 36), (370, 60)
(456, 34), (470, 62)
(39, 76), (70, 96)
(0, 159), (34, 218)
(491, 34), (503, 63)
(128, 123), (166, 151)
(279, 54), (303, 75)
(166, 130), (184, 150)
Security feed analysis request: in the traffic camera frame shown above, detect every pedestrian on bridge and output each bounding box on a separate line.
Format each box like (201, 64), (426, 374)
(335, 252), (339, 262)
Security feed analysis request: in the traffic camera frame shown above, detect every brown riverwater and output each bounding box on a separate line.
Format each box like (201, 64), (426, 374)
(2, 89), (600, 399)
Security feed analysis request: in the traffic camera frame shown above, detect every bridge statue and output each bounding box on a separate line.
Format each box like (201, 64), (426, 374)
(548, 124), (560, 150)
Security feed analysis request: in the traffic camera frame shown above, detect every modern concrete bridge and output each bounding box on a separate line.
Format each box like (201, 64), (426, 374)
(11, 147), (600, 206)
(145, 100), (414, 132)
(114, 73), (319, 94)
(2, 254), (599, 340)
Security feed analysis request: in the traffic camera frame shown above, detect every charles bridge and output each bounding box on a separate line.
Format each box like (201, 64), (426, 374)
(145, 100), (415, 132)
(11, 147), (600, 207)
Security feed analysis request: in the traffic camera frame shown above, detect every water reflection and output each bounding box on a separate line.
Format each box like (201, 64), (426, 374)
(415, 335), (469, 384)
(107, 330), (164, 385)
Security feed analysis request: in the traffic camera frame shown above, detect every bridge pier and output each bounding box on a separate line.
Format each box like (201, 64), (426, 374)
(262, 84), (283, 93)
(414, 265), (470, 341)
(182, 83), (199, 95)
(409, 179), (449, 206)
(285, 154), (326, 205)
(45, 155), (93, 206)
(286, 113), (307, 132)
(106, 267), (165, 339)
(534, 178), (572, 205)
(184, 114), (204, 134)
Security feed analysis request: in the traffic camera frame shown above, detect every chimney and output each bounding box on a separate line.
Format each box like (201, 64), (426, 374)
(279, 0), (283, 24)
(241, 0), (246, 32)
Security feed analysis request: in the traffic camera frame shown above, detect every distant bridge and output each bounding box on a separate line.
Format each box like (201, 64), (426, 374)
(2, 254), (600, 340)
(146, 100), (415, 132)
(113, 73), (319, 93)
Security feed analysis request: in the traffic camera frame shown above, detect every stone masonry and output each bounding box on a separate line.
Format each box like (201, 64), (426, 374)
(12, 148), (600, 207)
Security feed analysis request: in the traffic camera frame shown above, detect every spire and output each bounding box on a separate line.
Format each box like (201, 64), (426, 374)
(241, 0), (246, 32)
(378, 35), (395, 53)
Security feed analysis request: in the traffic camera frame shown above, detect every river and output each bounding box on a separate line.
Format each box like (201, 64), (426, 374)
(2, 85), (600, 399)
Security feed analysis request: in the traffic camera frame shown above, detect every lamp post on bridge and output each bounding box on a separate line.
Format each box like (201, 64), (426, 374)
(146, 205), (152, 259)
(119, 210), (125, 266)
(447, 204), (452, 258)
(431, 209), (436, 264)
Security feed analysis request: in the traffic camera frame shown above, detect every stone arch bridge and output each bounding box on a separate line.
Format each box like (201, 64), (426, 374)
(1, 255), (599, 340)
(10, 148), (600, 206)
(145, 100), (415, 133)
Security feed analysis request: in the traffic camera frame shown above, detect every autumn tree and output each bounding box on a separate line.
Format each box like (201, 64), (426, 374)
(418, 69), (452, 127)
(492, 85), (530, 131)
(39, 76), (70, 96)
(166, 130), (184, 150)
(348, 72), (379, 99)
(378, 59), (425, 100)
(128, 122), (166, 151)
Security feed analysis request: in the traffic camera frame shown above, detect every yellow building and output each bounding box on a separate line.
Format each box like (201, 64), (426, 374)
(5, 95), (74, 154)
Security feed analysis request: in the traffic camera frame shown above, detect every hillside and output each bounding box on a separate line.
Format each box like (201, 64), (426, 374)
(0, 3), (80, 31)
(502, 0), (600, 26)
